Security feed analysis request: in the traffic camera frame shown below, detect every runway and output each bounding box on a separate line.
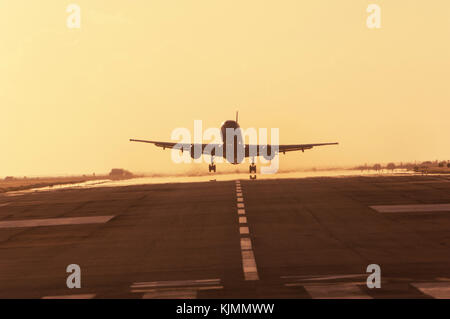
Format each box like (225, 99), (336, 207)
(1, 174), (450, 299)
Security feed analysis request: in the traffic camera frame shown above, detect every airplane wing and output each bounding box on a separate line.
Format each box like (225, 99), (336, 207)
(277, 142), (339, 154)
(129, 139), (220, 154)
(244, 142), (338, 156)
(130, 139), (338, 156)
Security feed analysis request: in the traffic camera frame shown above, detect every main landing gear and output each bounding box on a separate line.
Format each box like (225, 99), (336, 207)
(249, 158), (257, 179)
(208, 157), (216, 173)
(249, 158), (256, 174)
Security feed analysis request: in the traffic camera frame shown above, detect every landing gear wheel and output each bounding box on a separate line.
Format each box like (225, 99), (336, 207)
(208, 155), (217, 173)
(249, 164), (256, 174)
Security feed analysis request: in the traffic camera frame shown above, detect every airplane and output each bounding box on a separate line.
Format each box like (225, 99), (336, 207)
(130, 112), (338, 173)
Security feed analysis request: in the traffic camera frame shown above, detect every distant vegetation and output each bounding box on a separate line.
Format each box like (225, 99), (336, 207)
(109, 168), (134, 180)
(1, 168), (137, 193)
(354, 160), (450, 174)
(0, 175), (103, 193)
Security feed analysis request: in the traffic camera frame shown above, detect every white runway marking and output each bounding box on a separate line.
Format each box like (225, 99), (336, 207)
(235, 180), (259, 281)
(0, 215), (114, 229)
(42, 294), (96, 299)
(239, 216), (247, 224)
(0, 203), (10, 207)
(411, 282), (450, 298)
(240, 238), (252, 250)
(131, 278), (221, 289)
(131, 279), (222, 299)
(142, 289), (197, 299)
(241, 250), (259, 281)
(370, 203), (450, 213)
(282, 274), (366, 281)
(239, 226), (249, 234)
(303, 283), (372, 299)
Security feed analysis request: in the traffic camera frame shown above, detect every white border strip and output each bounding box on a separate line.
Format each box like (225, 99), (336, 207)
(370, 204), (450, 213)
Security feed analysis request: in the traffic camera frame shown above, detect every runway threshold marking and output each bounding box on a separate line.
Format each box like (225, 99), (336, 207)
(42, 294), (96, 299)
(131, 279), (221, 289)
(411, 282), (450, 298)
(282, 274), (371, 299)
(130, 279), (223, 299)
(235, 180), (259, 281)
(0, 215), (115, 229)
(370, 203), (450, 213)
(281, 274), (366, 281)
(302, 283), (372, 299)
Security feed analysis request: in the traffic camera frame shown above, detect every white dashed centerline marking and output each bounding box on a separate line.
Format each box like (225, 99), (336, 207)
(240, 238), (252, 250)
(239, 226), (249, 234)
(235, 180), (259, 281)
(241, 250), (259, 281)
(131, 279), (220, 289)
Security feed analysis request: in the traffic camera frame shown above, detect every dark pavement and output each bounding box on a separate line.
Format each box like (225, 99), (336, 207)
(1, 175), (450, 298)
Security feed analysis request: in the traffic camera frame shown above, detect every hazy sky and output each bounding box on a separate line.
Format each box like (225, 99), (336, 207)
(1, 1), (449, 177)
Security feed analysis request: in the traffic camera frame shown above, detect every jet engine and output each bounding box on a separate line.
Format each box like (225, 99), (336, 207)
(190, 147), (202, 160)
(260, 145), (276, 161)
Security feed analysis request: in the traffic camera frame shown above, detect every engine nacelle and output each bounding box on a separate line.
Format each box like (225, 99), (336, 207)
(260, 145), (276, 161)
(190, 147), (202, 159)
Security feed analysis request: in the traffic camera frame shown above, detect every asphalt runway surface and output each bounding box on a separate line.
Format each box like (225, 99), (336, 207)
(1, 174), (450, 299)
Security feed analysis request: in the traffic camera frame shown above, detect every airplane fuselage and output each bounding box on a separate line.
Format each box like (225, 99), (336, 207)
(220, 120), (244, 164)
